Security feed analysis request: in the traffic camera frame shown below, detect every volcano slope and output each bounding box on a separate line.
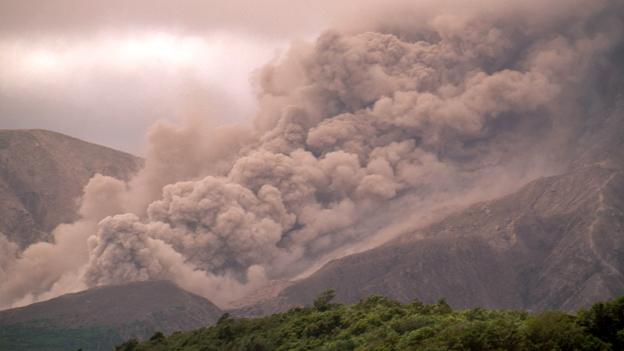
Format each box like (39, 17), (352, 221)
(238, 67), (624, 315)
(0, 280), (223, 351)
(243, 158), (624, 315)
(0, 129), (141, 247)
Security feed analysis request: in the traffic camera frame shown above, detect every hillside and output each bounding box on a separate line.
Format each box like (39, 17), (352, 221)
(236, 87), (624, 316)
(242, 161), (624, 315)
(118, 292), (624, 351)
(0, 280), (223, 351)
(0, 129), (141, 247)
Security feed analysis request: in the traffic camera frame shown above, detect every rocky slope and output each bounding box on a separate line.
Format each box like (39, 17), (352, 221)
(0, 129), (141, 247)
(233, 71), (624, 315)
(0, 280), (223, 351)
(241, 159), (624, 315)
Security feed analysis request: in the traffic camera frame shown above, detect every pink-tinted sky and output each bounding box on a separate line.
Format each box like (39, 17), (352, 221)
(0, 0), (595, 153)
(0, 0), (364, 152)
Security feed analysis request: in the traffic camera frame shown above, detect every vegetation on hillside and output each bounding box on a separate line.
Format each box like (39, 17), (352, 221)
(117, 291), (624, 351)
(0, 320), (121, 351)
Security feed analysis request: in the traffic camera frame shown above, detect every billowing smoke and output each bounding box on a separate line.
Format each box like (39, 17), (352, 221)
(1, 0), (623, 308)
(120, 117), (254, 215)
(0, 174), (126, 307)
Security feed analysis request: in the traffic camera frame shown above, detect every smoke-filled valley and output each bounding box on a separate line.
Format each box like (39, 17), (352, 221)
(1, 0), (624, 325)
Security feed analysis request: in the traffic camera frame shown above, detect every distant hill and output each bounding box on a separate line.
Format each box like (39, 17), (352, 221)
(0, 280), (223, 351)
(0, 129), (141, 247)
(242, 161), (624, 315)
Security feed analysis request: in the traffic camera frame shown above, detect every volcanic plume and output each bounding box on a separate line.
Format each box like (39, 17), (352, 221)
(1, 0), (622, 308)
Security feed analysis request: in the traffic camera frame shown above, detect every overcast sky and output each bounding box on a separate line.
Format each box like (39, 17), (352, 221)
(1, 0), (553, 153)
(0, 1), (373, 153)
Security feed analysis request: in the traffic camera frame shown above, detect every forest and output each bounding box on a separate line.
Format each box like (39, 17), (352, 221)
(117, 291), (624, 351)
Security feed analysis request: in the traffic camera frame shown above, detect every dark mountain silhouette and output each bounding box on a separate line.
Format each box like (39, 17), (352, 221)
(0, 280), (223, 351)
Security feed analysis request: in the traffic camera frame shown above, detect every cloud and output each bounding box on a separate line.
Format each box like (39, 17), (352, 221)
(0, 0), (622, 309)
(0, 31), (282, 152)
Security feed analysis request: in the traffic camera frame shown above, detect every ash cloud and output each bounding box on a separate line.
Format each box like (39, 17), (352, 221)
(1, 0), (623, 308)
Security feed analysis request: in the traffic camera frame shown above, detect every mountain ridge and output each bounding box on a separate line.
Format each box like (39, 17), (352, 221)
(0, 128), (142, 247)
(238, 161), (624, 316)
(0, 280), (223, 351)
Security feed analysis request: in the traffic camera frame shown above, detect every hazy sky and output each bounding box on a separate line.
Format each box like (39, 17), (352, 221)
(0, 1), (364, 153)
(2, 0), (621, 310)
(0, 0), (582, 153)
